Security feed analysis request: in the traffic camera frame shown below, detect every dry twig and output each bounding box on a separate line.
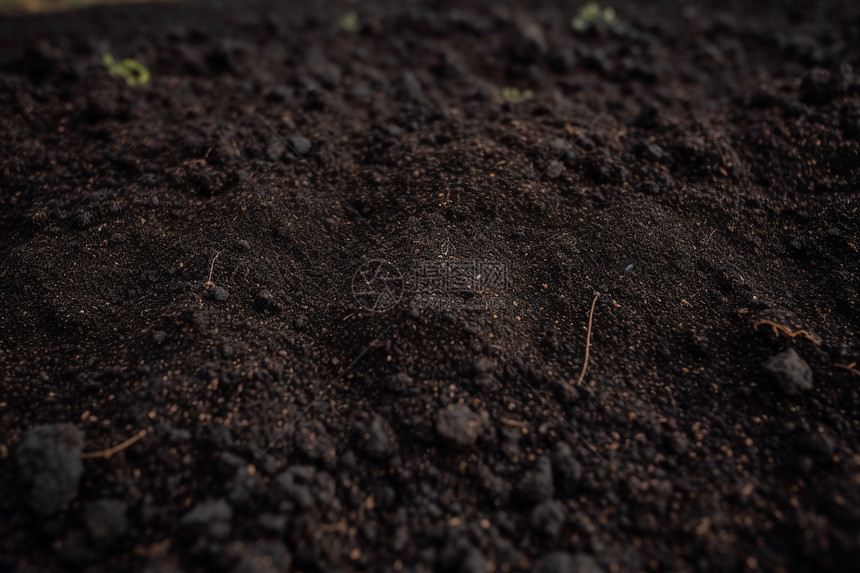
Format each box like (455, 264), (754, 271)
(753, 319), (821, 345)
(81, 429), (147, 459)
(204, 251), (222, 287)
(576, 292), (600, 386)
(834, 362), (860, 377)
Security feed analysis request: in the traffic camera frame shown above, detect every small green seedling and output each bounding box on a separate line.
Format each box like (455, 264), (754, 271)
(102, 52), (150, 86)
(501, 87), (534, 104)
(571, 2), (616, 31)
(339, 10), (360, 33)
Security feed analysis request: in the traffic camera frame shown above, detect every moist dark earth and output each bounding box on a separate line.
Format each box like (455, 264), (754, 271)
(1, 0), (859, 571)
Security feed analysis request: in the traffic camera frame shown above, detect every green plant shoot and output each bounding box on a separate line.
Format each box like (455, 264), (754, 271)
(501, 87), (534, 104)
(571, 2), (616, 31)
(339, 10), (360, 33)
(102, 53), (150, 86)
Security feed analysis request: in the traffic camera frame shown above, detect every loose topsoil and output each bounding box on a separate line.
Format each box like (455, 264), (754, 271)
(1, 0), (859, 571)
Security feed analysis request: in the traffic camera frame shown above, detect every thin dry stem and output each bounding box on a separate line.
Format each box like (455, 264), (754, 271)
(81, 429), (147, 459)
(576, 292), (600, 386)
(834, 362), (860, 377)
(205, 251), (222, 287)
(754, 319), (821, 345)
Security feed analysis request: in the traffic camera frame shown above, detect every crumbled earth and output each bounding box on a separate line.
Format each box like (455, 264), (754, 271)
(16, 423), (85, 515)
(1, 0), (859, 572)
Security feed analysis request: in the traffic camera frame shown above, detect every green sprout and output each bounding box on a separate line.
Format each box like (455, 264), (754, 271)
(571, 2), (616, 32)
(339, 10), (360, 33)
(501, 87), (534, 104)
(102, 52), (150, 86)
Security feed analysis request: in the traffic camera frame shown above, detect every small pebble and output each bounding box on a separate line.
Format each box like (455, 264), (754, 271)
(208, 286), (229, 301)
(764, 348), (813, 395)
(435, 404), (481, 448)
(473, 358), (495, 375)
(17, 424), (85, 515)
(542, 160), (564, 180)
(287, 135), (312, 155)
(181, 499), (233, 539)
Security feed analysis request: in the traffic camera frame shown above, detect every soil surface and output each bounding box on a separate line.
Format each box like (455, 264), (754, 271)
(1, 0), (859, 572)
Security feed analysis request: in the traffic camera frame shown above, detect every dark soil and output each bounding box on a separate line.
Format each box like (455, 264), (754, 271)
(1, 0), (859, 571)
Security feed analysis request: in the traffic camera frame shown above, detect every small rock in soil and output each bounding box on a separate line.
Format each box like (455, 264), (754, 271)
(512, 22), (547, 63)
(287, 135), (312, 155)
(541, 160), (564, 179)
(472, 358), (495, 376)
(207, 285), (229, 301)
(180, 499), (233, 539)
(385, 371), (414, 393)
(17, 424), (85, 515)
(255, 289), (277, 311)
(72, 210), (93, 229)
(257, 512), (287, 535)
(471, 83), (495, 101)
(267, 139), (285, 161)
(638, 140), (664, 160)
(169, 427), (192, 442)
(435, 404), (481, 448)
(362, 415), (395, 460)
(764, 348), (813, 395)
(548, 138), (574, 163)
(276, 465), (336, 509)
